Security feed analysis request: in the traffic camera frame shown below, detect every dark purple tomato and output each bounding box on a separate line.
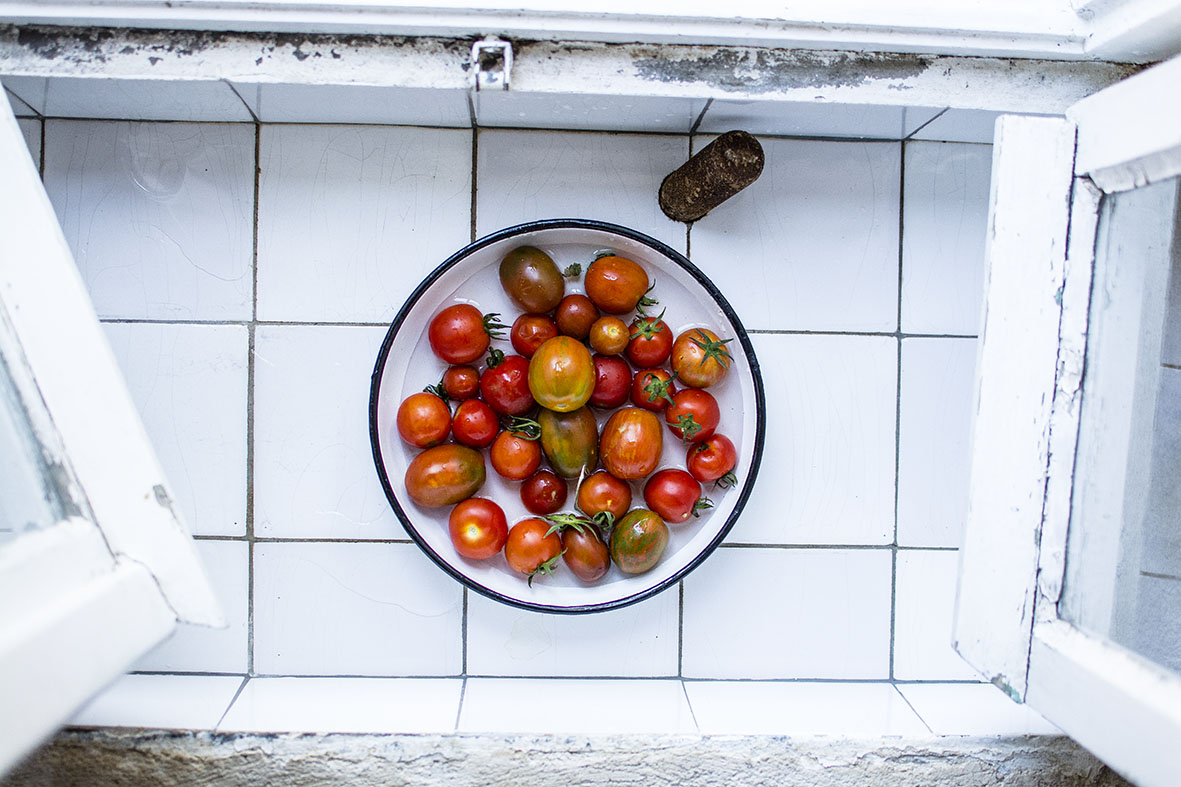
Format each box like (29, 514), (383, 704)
(589, 354), (631, 409)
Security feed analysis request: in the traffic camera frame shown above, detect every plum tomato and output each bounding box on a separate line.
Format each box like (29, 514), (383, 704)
(687, 434), (738, 484)
(528, 336), (595, 412)
(538, 406), (598, 478)
(631, 368), (677, 412)
(576, 471), (632, 524)
(671, 328), (734, 389)
(600, 407), (663, 480)
(626, 312), (673, 368)
(428, 304), (504, 365)
(588, 316), (629, 355)
(589, 354), (631, 409)
(395, 391), (451, 448)
(609, 509), (669, 574)
(555, 294), (600, 341)
(404, 444), (486, 508)
(510, 314), (559, 358)
(452, 399), (499, 448)
(479, 353), (534, 416)
(499, 247), (565, 314)
(561, 525), (610, 582)
(490, 429), (542, 480)
(448, 498), (508, 560)
(505, 517), (564, 580)
(521, 469), (568, 515)
(442, 365), (480, 400)
(643, 468), (710, 524)
(584, 256), (650, 314)
(665, 388), (720, 444)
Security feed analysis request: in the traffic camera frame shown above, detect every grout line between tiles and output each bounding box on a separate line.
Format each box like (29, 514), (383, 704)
(719, 542), (895, 550)
(689, 99), (712, 135)
(904, 107), (949, 141)
(677, 580), (685, 679)
(215, 676), (251, 731)
(246, 121), (261, 677)
(679, 679), (701, 733)
(1143, 570), (1181, 582)
(893, 683), (935, 734)
(199, 537), (957, 548)
(129, 672), (982, 683)
(470, 126), (478, 243)
(462, 588), (469, 677)
(224, 80), (260, 124)
(454, 677), (468, 732)
(889, 139), (906, 682)
(748, 329), (977, 339)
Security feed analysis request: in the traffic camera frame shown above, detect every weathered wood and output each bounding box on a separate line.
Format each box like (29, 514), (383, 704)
(659, 131), (764, 223)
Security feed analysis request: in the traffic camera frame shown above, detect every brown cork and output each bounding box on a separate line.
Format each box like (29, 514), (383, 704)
(659, 130), (765, 223)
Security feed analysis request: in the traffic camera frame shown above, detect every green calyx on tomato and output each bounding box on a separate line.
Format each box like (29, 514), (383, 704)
(637, 282), (659, 312)
(563, 263), (582, 278)
(693, 497), (714, 517)
(485, 347), (506, 368)
(502, 415), (541, 440)
(545, 510), (612, 541)
(421, 378), (450, 403)
(689, 328), (733, 370)
(528, 551), (565, 587)
(483, 312), (507, 339)
(673, 412), (704, 442)
(629, 309), (667, 341)
(642, 370), (677, 406)
(716, 471), (738, 489)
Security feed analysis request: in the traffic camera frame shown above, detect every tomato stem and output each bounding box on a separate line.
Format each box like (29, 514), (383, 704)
(527, 551), (566, 586)
(692, 497), (714, 518)
(422, 379), (450, 403)
(629, 309), (667, 340)
(675, 413), (703, 442)
(642, 371), (677, 406)
(483, 312), (507, 339)
(716, 471), (738, 489)
(690, 329), (734, 370)
(485, 347), (506, 368)
(563, 262), (582, 278)
(503, 415), (541, 440)
(636, 282), (659, 313)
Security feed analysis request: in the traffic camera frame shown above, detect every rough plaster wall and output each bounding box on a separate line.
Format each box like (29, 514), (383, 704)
(4, 732), (1130, 787)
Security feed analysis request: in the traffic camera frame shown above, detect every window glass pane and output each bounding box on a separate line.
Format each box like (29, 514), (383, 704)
(0, 352), (67, 543)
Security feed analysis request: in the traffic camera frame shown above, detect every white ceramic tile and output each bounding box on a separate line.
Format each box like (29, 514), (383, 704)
(219, 677), (462, 733)
(700, 100), (942, 140)
(894, 550), (983, 681)
(231, 82), (469, 126)
(44, 120), (254, 320)
(1162, 251), (1181, 367)
(686, 681), (929, 736)
(4, 85), (37, 117)
(256, 124), (471, 322)
(132, 539), (249, 673)
(901, 141), (992, 335)
(897, 338), (978, 548)
(466, 590), (679, 677)
(252, 542), (463, 676)
(253, 325), (403, 539)
(690, 137), (900, 332)
(899, 683), (1060, 736)
(682, 548), (892, 679)
(103, 323), (248, 536)
(458, 679), (696, 734)
(1141, 368), (1181, 578)
(1, 75), (251, 121)
(70, 674), (242, 730)
(1130, 574), (1181, 675)
(17, 116), (40, 165)
(732, 334), (896, 545)
(476, 129), (687, 252)
(911, 109), (1058, 144)
(476, 91), (705, 134)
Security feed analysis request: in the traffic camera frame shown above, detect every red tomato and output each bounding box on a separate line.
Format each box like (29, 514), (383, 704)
(452, 399), (499, 448)
(687, 434), (738, 483)
(555, 294), (600, 340)
(665, 389), (720, 443)
(510, 314), (559, 358)
(630, 368), (677, 412)
(479, 354), (534, 415)
(428, 304), (503, 364)
(600, 407), (663, 480)
(561, 526), (610, 582)
(395, 391), (451, 448)
(589, 354), (631, 409)
(404, 445), (486, 508)
(609, 509), (668, 574)
(643, 468), (709, 524)
(584, 256), (650, 314)
(576, 471), (632, 523)
(626, 313), (673, 368)
(588, 316), (629, 355)
(490, 430), (542, 480)
(671, 328), (734, 388)
(448, 498), (508, 559)
(521, 469), (568, 515)
(505, 517), (563, 579)
(442, 365), (480, 400)
(528, 336), (595, 412)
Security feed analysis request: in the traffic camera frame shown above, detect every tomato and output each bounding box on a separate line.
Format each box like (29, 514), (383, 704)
(626, 313), (673, 368)
(428, 304), (503, 364)
(561, 526), (610, 582)
(609, 509), (669, 574)
(404, 444), (486, 508)
(589, 354), (631, 409)
(577, 471), (632, 523)
(442, 365), (480, 400)
(643, 468), (709, 524)
(490, 430), (542, 480)
(448, 498), (508, 559)
(600, 407), (663, 480)
(505, 517), (563, 579)
(499, 247), (565, 313)
(671, 328), (734, 389)
(520, 469), (568, 515)
(584, 256), (650, 314)
(687, 434), (738, 483)
(588, 316), (629, 355)
(665, 389), (720, 443)
(395, 391), (451, 448)
(538, 406), (598, 478)
(479, 354), (534, 415)
(555, 294), (600, 340)
(510, 314), (559, 358)
(528, 336), (595, 412)
(452, 399), (499, 448)
(630, 368), (677, 412)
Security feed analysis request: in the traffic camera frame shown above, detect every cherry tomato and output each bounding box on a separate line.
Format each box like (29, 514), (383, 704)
(588, 316), (630, 355)
(510, 314), (559, 359)
(577, 471), (632, 523)
(428, 304), (502, 365)
(584, 256), (650, 314)
(665, 389), (720, 444)
(404, 444), (486, 508)
(643, 468), (709, 524)
(600, 407), (663, 480)
(630, 368), (677, 412)
(505, 517), (563, 578)
(490, 430), (542, 480)
(538, 407), (598, 478)
(452, 399), (499, 448)
(448, 498), (508, 559)
(480, 354), (534, 416)
(528, 336), (595, 412)
(395, 391), (451, 448)
(609, 509), (669, 574)
(500, 247), (565, 313)
(626, 313), (673, 368)
(561, 526), (610, 582)
(589, 354), (631, 409)
(687, 434), (738, 483)
(671, 328), (734, 389)
(521, 469), (568, 515)
(442, 365), (480, 400)
(555, 294), (600, 340)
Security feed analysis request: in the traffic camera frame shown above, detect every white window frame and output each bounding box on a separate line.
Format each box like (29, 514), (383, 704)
(0, 99), (221, 775)
(954, 55), (1181, 787)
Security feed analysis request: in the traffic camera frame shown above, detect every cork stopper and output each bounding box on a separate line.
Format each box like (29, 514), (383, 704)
(658, 130), (765, 223)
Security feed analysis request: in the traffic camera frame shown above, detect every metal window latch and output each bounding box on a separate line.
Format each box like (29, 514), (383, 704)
(471, 37), (512, 91)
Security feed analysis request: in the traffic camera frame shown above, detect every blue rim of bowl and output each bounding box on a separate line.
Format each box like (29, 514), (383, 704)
(369, 218), (766, 614)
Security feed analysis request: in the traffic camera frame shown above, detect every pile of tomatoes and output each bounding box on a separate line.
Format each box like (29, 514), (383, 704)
(395, 246), (740, 587)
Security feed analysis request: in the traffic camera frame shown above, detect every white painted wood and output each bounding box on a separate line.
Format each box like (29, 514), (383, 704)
(953, 115), (1077, 700)
(1079, 0), (1181, 63)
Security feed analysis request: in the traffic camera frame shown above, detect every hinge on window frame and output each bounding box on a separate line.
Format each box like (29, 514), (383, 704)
(471, 37), (512, 91)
